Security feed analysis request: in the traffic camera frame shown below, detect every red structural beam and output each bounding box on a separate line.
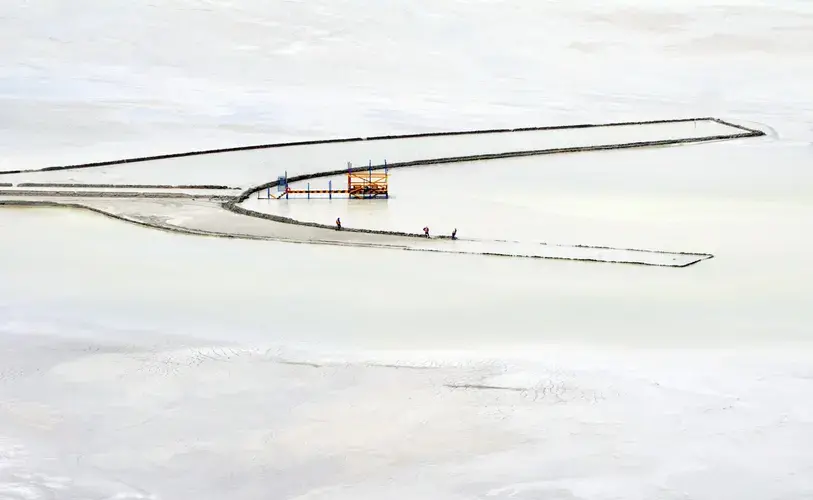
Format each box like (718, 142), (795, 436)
(285, 189), (350, 194)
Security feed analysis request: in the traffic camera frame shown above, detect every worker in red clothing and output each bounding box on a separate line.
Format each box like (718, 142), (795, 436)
(423, 226), (430, 237)
(336, 217), (342, 230)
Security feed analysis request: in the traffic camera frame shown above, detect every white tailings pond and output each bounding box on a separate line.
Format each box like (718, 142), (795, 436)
(3, 1), (813, 498)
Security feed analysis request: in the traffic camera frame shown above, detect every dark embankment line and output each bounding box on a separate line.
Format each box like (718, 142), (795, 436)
(15, 183), (238, 190)
(0, 117), (764, 175)
(444, 384), (527, 392)
(0, 183), (11, 187)
(0, 190), (234, 200)
(711, 118), (766, 135)
(489, 236), (714, 259)
(220, 129), (758, 251)
(0, 200), (709, 268)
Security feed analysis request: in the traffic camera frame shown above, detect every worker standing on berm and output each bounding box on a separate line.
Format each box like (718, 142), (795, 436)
(336, 217), (342, 230)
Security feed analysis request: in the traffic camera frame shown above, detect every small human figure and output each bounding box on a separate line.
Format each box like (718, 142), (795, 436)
(423, 226), (430, 237)
(336, 217), (342, 230)
(451, 228), (457, 240)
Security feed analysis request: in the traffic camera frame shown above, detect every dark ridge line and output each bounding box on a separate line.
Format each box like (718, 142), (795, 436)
(0, 117), (763, 175)
(364, 363), (440, 370)
(472, 251), (710, 268)
(0, 190), (235, 200)
(444, 384), (527, 392)
(274, 359), (438, 370)
(711, 118), (765, 135)
(0, 183), (11, 187)
(15, 183), (238, 190)
(0, 200), (709, 268)
(479, 237), (711, 258)
(276, 360), (323, 368)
